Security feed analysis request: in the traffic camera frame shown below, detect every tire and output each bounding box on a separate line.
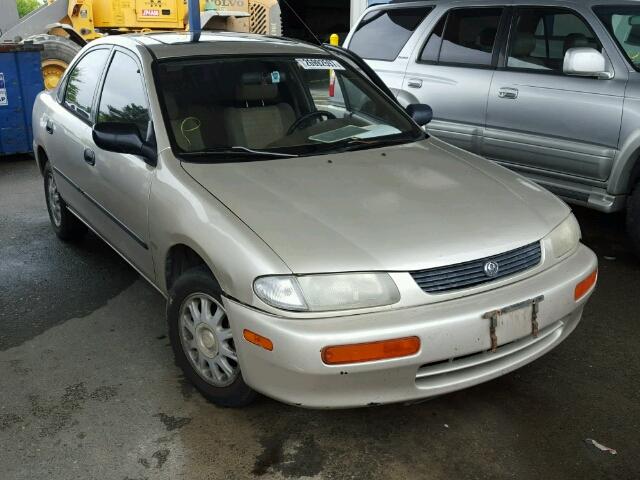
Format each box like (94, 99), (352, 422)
(627, 181), (640, 257)
(24, 34), (81, 90)
(43, 161), (87, 241)
(167, 266), (257, 407)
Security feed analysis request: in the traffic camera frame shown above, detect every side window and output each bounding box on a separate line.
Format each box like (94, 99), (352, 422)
(97, 51), (150, 138)
(349, 7), (433, 61)
(507, 8), (601, 72)
(64, 49), (110, 121)
(420, 13), (447, 62)
(438, 8), (503, 66)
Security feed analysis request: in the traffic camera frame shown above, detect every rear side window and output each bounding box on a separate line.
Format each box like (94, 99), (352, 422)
(349, 7), (433, 61)
(97, 51), (150, 138)
(437, 8), (503, 66)
(507, 8), (601, 72)
(63, 49), (110, 121)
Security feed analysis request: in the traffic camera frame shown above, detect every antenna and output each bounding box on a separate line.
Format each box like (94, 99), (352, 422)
(279, 0), (322, 45)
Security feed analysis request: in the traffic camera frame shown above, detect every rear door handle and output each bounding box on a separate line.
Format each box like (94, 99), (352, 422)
(498, 87), (519, 100)
(83, 148), (95, 166)
(407, 78), (423, 89)
(45, 119), (54, 134)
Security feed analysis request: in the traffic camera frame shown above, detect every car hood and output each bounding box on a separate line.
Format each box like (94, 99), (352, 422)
(181, 138), (569, 273)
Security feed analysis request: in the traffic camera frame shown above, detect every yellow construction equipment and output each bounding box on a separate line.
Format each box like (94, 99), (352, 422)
(1, 0), (281, 89)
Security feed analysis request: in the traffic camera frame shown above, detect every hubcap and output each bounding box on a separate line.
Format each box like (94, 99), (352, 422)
(41, 59), (68, 90)
(47, 173), (62, 227)
(179, 293), (239, 387)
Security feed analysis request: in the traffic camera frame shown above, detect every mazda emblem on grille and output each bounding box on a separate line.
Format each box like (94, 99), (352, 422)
(484, 261), (500, 277)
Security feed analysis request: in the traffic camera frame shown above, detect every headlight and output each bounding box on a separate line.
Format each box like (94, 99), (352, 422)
(547, 214), (581, 258)
(254, 273), (400, 312)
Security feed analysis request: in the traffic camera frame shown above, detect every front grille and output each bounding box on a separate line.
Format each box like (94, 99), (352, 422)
(410, 242), (542, 294)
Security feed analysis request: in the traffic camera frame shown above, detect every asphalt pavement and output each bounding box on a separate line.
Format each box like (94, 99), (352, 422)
(1, 155), (639, 479)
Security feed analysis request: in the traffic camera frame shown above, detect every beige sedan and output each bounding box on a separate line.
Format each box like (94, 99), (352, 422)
(32, 32), (597, 408)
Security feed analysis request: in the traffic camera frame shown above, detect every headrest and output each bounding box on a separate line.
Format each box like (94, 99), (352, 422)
(627, 24), (640, 46)
(477, 28), (497, 49)
(512, 33), (536, 57)
(563, 33), (590, 55)
(235, 83), (279, 102)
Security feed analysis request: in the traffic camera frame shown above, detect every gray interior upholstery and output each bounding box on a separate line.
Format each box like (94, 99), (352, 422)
(224, 83), (295, 149)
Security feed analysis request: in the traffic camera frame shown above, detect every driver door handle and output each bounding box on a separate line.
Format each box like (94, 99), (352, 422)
(407, 78), (423, 89)
(83, 148), (95, 166)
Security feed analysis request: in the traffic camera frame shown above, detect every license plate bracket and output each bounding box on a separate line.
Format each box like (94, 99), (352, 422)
(482, 296), (544, 352)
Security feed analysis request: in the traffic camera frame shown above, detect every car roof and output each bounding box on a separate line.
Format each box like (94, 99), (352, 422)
(90, 31), (327, 60)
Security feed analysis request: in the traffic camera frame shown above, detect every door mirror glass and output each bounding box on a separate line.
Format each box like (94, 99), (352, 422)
(405, 103), (433, 126)
(563, 47), (612, 79)
(93, 122), (157, 165)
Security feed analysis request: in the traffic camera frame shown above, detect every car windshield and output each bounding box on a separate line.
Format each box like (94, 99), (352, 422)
(155, 55), (424, 160)
(595, 5), (640, 71)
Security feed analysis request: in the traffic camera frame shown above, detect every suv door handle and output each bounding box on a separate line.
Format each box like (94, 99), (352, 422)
(45, 119), (54, 135)
(498, 87), (519, 100)
(83, 148), (95, 166)
(407, 78), (423, 89)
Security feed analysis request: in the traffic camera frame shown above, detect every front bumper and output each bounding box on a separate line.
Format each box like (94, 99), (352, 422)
(225, 245), (597, 408)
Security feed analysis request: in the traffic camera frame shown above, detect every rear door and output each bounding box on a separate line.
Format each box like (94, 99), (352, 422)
(403, 6), (507, 153)
(48, 47), (111, 221)
(87, 48), (155, 279)
(346, 5), (434, 92)
(484, 6), (626, 185)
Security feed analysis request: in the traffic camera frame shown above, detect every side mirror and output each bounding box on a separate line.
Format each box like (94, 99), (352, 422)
(405, 103), (433, 127)
(92, 122), (157, 166)
(563, 48), (613, 80)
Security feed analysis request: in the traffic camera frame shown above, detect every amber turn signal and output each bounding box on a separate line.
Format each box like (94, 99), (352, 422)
(575, 269), (597, 301)
(243, 329), (274, 351)
(321, 336), (420, 365)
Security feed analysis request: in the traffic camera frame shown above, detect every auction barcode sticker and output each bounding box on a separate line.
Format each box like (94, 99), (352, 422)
(296, 58), (344, 70)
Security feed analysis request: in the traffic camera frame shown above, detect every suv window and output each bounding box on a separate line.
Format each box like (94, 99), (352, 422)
(508, 8), (601, 72)
(63, 49), (110, 121)
(349, 7), (433, 61)
(97, 51), (150, 138)
(595, 5), (640, 72)
(437, 8), (503, 66)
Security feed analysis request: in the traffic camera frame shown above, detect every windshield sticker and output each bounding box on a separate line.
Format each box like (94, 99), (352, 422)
(271, 71), (281, 84)
(296, 58), (345, 70)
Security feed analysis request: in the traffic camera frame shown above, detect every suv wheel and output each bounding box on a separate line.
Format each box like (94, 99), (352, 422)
(43, 162), (87, 241)
(167, 266), (257, 407)
(628, 181), (640, 257)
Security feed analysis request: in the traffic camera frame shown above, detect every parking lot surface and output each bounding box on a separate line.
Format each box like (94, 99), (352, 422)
(1, 156), (639, 479)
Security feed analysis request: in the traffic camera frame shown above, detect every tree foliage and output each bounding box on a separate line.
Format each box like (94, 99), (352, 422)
(16, 0), (44, 18)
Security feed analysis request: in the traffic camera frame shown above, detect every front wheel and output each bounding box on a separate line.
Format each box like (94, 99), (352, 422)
(167, 267), (257, 407)
(627, 181), (640, 257)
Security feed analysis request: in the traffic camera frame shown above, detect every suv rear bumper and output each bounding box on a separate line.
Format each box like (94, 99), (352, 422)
(224, 245), (597, 408)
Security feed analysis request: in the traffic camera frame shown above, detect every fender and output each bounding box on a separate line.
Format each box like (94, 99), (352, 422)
(609, 128), (640, 195)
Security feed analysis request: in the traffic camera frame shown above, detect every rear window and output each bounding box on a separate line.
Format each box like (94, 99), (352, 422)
(349, 7), (433, 61)
(438, 8), (503, 66)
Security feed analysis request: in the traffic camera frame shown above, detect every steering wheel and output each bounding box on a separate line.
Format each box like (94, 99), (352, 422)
(286, 110), (336, 135)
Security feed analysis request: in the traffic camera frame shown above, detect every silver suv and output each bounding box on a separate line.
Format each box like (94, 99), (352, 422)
(346, 0), (640, 255)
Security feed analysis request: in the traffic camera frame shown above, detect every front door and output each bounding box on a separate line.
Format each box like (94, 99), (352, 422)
(484, 7), (626, 184)
(403, 6), (507, 153)
(86, 48), (155, 279)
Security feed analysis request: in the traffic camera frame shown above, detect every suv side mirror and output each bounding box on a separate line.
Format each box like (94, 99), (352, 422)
(564, 47), (613, 79)
(405, 103), (433, 127)
(93, 122), (157, 166)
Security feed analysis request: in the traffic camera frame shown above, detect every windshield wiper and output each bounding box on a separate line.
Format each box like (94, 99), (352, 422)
(182, 145), (299, 159)
(319, 135), (421, 154)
